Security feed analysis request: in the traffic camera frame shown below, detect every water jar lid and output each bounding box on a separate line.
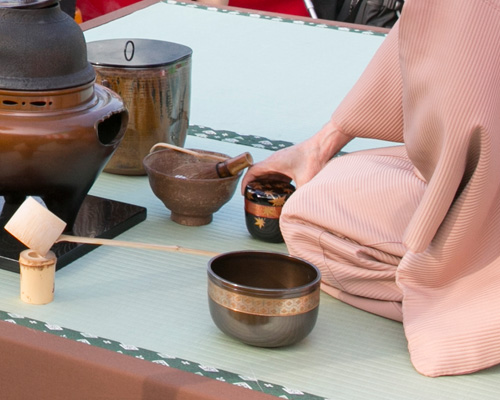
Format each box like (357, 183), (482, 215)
(87, 39), (193, 68)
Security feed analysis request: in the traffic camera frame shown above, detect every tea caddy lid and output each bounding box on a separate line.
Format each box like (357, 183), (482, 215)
(87, 39), (193, 68)
(245, 180), (296, 206)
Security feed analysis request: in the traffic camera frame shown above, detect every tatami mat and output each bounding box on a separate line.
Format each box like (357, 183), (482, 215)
(1, 135), (500, 400)
(1, 2), (499, 397)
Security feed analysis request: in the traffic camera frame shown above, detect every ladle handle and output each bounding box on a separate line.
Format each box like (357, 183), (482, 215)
(57, 234), (220, 257)
(149, 143), (228, 162)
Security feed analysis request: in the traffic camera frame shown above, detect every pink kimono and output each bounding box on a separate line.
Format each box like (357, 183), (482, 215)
(280, 0), (500, 377)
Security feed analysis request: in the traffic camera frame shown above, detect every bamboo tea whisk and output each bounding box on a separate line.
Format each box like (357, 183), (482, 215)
(149, 143), (253, 179)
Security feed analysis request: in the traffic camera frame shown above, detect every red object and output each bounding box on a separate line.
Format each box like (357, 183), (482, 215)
(229, 0), (309, 16)
(77, 0), (310, 21)
(76, 0), (143, 21)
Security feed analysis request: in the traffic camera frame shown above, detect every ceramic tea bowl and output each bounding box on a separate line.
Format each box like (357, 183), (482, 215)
(143, 148), (241, 226)
(207, 251), (321, 347)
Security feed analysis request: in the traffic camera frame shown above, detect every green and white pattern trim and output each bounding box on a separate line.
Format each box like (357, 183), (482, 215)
(1, 311), (329, 400)
(188, 125), (346, 156)
(188, 125), (295, 151)
(164, 0), (388, 37)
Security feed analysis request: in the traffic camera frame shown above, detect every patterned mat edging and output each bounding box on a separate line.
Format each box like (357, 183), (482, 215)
(188, 125), (295, 151)
(188, 125), (347, 156)
(1, 311), (330, 400)
(163, 0), (387, 37)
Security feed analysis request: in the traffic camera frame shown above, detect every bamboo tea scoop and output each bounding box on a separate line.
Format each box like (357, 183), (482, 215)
(4, 197), (220, 258)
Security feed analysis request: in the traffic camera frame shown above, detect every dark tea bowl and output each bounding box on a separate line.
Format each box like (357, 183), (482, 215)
(207, 251), (321, 347)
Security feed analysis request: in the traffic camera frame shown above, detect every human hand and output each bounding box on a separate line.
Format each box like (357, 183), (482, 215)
(240, 142), (321, 193)
(240, 120), (351, 194)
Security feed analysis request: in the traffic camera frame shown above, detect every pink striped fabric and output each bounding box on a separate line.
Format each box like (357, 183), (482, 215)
(280, 0), (500, 377)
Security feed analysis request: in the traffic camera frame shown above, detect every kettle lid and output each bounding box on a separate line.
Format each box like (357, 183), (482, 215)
(0, 1), (95, 90)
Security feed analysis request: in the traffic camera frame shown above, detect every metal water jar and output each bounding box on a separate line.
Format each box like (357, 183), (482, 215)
(87, 39), (193, 175)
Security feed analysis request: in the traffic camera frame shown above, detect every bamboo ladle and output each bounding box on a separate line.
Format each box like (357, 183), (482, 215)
(4, 197), (220, 258)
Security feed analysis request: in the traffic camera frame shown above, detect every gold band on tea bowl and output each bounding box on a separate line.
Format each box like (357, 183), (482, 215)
(208, 281), (320, 317)
(244, 201), (282, 219)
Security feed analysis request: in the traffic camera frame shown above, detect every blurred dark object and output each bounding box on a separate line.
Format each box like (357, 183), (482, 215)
(60, 0), (76, 17)
(311, 0), (403, 28)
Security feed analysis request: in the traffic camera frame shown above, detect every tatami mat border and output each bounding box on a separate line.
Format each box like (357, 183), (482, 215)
(188, 125), (347, 156)
(188, 124), (296, 151)
(163, 0), (388, 37)
(0, 311), (328, 400)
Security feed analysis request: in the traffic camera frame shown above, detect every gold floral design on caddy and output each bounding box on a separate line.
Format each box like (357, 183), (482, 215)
(254, 217), (266, 229)
(208, 281), (319, 316)
(246, 202), (283, 222)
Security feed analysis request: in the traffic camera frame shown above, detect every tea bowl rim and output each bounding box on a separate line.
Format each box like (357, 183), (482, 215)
(207, 250), (321, 298)
(142, 148), (242, 182)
